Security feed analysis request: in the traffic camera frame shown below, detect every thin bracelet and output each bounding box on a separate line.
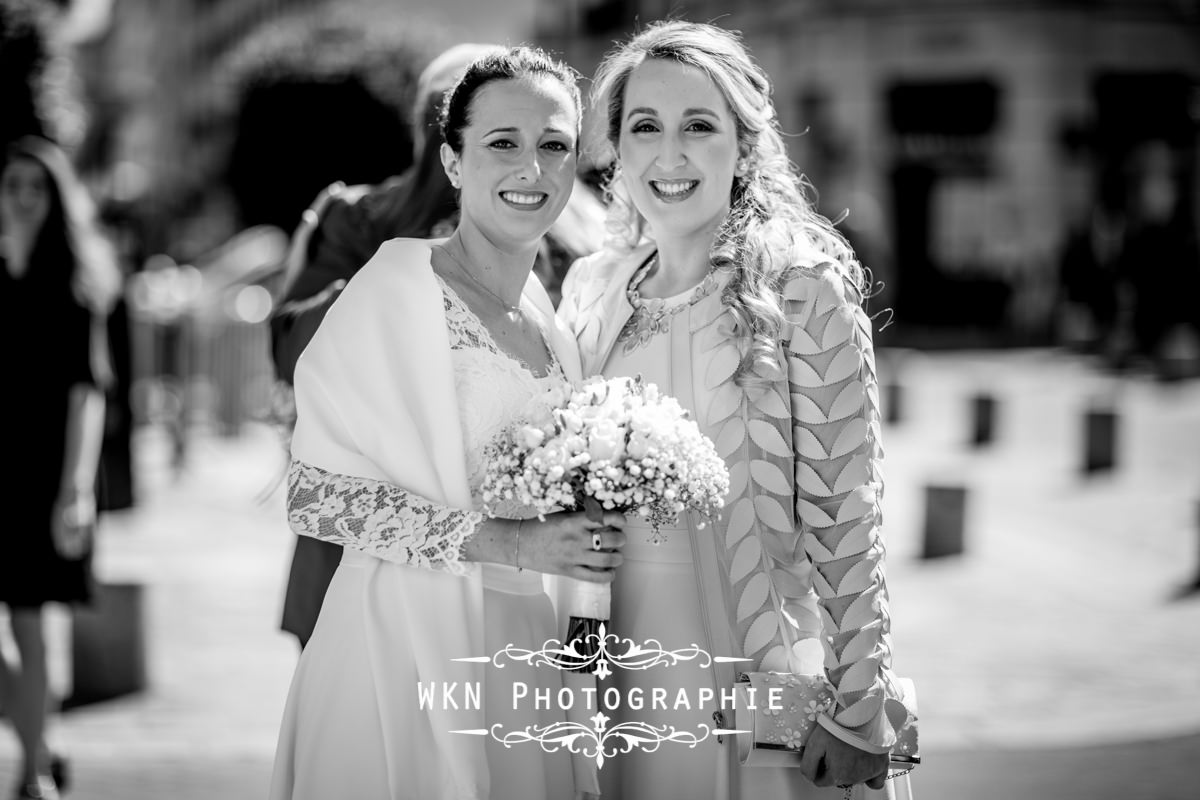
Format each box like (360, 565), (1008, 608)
(514, 519), (523, 571)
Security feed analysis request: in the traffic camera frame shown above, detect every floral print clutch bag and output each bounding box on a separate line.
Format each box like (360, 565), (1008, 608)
(731, 671), (920, 769)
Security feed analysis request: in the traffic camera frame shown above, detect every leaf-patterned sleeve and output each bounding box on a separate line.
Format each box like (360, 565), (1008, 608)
(287, 459), (484, 576)
(784, 269), (901, 753)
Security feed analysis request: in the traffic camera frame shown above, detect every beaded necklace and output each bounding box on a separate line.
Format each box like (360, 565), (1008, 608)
(616, 253), (720, 355)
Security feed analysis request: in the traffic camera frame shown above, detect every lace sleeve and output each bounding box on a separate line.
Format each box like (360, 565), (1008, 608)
(287, 458), (484, 576)
(784, 269), (902, 753)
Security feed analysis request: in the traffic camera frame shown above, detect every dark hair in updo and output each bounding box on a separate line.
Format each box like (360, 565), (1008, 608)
(439, 45), (582, 153)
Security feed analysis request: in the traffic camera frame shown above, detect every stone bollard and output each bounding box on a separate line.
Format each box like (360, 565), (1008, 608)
(67, 581), (147, 707)
(921, 485), (967, 559)
(877, 348), (904, 425)
(883, 381), (902, 425)
(969, 393), (996, 447)
(1156, 324), (1200, 383)
(1191, 500), (1200, 591)
(1083, 405), (1118, 474)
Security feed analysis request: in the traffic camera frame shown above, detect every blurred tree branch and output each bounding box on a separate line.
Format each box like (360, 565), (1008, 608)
(1, 0), (86, 149)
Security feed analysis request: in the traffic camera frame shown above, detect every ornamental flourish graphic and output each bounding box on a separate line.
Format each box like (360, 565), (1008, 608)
(454, 622), (741, 675)
(490, 715), (716, 769)
(444, 624), (756, 767)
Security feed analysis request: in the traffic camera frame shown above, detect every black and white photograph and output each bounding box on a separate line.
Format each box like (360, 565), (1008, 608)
(1, 1), (1198, 798)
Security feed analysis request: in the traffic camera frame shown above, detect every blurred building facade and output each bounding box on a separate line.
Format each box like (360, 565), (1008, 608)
(67, 0), (515, 260)
(537, 0), (1200, 343)
(53, 0), (467, 437)
(68, 0), (324, 261)
(42, 0), (326, 441)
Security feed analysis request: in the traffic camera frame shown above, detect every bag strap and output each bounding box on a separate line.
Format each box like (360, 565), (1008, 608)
(687, 522), (738, 733)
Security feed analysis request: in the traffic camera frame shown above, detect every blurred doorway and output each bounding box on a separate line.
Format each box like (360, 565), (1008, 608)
(887, 79), (1012, 335)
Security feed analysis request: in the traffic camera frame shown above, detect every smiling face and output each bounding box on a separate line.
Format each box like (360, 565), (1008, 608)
(441, 75), (579, 251)
(0, 156), (52, 238)
(616, 58), (744, 244)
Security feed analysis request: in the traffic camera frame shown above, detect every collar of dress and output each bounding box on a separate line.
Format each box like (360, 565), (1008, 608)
(573, 243), (731, 377)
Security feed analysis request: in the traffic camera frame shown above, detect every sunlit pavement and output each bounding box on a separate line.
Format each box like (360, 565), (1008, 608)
(1, 422), (297, 799)
(2, 348), (1198, 799)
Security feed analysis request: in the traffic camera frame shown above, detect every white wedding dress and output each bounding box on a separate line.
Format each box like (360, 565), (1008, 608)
(269, 273), (575, 800)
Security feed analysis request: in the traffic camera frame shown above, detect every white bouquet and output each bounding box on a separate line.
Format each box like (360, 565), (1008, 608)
(481, 374), (729, 532)
(480, 375), (730, 669)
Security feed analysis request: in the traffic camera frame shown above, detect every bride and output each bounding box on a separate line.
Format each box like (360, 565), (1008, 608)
(269, 46), (625, 800)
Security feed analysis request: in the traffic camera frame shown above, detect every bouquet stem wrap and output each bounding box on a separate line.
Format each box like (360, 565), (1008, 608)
(562, 497), (610, 673)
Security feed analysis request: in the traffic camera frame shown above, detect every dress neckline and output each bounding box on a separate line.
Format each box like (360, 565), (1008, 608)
(434, 273), (563, 382)
(627, 251), (721, 306)
(616, 251), (724, 355)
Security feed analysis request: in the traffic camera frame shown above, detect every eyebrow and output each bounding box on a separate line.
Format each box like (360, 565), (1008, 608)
(483, 126), (572, 136)
(626, 106), (720, 119)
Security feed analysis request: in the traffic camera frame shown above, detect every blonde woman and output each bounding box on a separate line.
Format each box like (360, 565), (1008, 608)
(558, 20), (913, 799)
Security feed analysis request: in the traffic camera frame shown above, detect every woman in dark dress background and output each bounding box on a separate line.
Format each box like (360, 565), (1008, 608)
(0, 136), (120, 800)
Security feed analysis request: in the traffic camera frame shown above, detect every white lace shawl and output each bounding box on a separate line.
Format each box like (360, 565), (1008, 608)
(287, 277), (564, 575)
(288, 238), (580, 797)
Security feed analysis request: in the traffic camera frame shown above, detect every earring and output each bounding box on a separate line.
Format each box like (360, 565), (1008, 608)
(736, 159), (749, 174)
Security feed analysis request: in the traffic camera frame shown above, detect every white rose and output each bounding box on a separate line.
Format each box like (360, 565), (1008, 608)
(587, 419), (624, 464)
(627, 432), (650, 460)
(522, 426), (546, 449)
(588, 435), (620, 464)
(563, 434), (587, 455)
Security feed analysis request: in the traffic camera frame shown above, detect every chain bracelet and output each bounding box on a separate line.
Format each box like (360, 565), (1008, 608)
(840, 766), (914, 800)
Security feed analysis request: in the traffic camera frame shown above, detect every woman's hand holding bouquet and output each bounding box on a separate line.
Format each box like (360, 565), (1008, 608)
(505, 510), (627, 583)
(481, 375), (729, 670)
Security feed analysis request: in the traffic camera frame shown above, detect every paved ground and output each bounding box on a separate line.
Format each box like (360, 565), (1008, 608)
(2, 348), (1199, 799)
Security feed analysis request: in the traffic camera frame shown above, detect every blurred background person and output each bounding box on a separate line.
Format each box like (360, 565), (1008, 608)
(1118, 139), (1200, 374)
(268, 41), (499, 384)
(0, 135), (120, 800)
(1055, 166), (1128, 360)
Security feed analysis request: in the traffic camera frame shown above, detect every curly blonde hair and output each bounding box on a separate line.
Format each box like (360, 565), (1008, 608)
(591, 20), (866, 387)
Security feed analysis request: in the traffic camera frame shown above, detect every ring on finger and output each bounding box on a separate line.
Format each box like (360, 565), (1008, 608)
(592, 532), (603, 551)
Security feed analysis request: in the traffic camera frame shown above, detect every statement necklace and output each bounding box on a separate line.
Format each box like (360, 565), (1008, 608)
(439, 243), (523, 314)
(616, 253), (720, 354)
